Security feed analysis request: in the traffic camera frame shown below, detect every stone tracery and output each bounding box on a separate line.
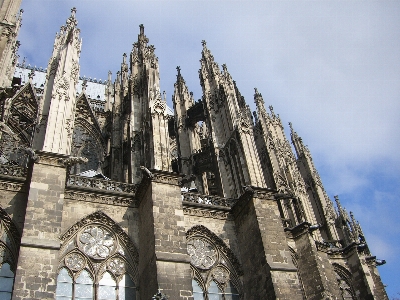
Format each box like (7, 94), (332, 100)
(187, 225), (242, 299)
(56, 211), (138, 299)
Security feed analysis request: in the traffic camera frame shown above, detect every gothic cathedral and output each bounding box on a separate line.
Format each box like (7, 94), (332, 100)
(0, 2), (388, 299)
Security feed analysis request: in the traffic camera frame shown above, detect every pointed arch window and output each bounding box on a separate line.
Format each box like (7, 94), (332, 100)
(56, 212), (138, 300)
(187, 225), (242, 300)
(0, 208), (21, 300)
(0, 263), (15, 300)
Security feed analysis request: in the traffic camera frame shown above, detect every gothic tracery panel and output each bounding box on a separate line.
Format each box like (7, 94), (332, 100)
(71, 122), (105, 174)
(0, 207), (21, 300)
(187, 225), (242, 300)
(56, 212), (138, 300)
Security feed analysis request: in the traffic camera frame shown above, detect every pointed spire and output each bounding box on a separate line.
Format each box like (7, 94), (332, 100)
(137, 24), (149, 47)
(268, 105), (275, 117)
(289, 122), (305, 157)
(66, 7), (78, 30)
(254, 88), (264, 106)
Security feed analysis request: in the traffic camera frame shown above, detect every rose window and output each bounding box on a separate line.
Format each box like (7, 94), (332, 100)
(78, 226), (115, 259)
(187, 238), (217, 269)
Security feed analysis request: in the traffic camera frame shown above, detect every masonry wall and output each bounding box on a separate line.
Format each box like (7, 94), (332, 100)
(184, 214), (241, 262)
(0, 180), (28, 233)
(61, 195), (139, 247)
(138, 173), (193, 300)
(13, 156), (67, 300)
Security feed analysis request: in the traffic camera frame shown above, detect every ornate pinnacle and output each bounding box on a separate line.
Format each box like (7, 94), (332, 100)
(82, 80), (87, 92)
(201, 40), (207, 47)
(28, 69), (35, 82)
(71, 7), (77, 17)
(222, 64), (228, 72)
(268, 105), (275, 117)
(176, 66), (181, 75)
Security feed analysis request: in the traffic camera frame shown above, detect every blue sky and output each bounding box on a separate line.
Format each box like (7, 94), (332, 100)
(18, 0), (400, 297)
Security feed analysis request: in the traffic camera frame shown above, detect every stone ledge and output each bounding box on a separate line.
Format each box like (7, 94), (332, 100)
(269, 263), (298, 272)
(21, 236), (61, 250)
(156, 251), (191, 263)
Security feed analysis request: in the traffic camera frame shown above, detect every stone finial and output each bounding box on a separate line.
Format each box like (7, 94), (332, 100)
(139, 24), (144, 35)
(268, 105), (275, 117)
(108, 70), (112, 81)
(82, 80), (87, 92)
(176, 66), (181, 75)
(122, 53), (127, 64)
(201, 40), (207, 47)
(71, 7), (77, 16)
(28, 69), (35, 82)
(289, 122), (293, 132)
(222, 64), (228, 72)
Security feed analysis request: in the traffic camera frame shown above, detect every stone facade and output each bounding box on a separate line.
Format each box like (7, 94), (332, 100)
(0, 2), (388, 300)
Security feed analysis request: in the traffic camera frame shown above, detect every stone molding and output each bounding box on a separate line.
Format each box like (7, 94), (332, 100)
(65, 190), (137, 207)
(0, 180), (26, 192)
(187, 225), (242, 276)
(151, 169), (182, 185)
(35, 150), (69, 167)
(20, 236), (60, 250)
(183, 206), (231, 220)
(60, 211), (139, 263)
(156, 251), (191, 263)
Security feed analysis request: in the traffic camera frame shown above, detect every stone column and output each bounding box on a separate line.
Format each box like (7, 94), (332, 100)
(232, 188), (303, 299)
(137, 170), (193, 300)
(13, 152), (68, 300)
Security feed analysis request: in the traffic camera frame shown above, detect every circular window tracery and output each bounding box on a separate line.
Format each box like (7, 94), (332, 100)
(78, 226), (115, 260)
(65, 252), (86, 272)
(187, 238), (217, 270)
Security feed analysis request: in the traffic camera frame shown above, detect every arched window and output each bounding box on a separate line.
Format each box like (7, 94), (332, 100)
(0, 263), (15, 300)
(56, 212), (138, 300)
(0, 207), (21, 300)
(187, 225), (242, 300)
(333, 263), (356, 300)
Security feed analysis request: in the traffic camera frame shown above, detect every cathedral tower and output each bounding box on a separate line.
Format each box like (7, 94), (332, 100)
(0, 0), (22, 86)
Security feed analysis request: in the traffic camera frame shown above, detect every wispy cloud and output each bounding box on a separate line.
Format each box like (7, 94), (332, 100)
(18, 0), (400, 295)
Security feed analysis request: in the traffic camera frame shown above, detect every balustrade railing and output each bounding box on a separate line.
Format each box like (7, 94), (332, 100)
(67, 174), (138, 194)
(0, 164), (27, 178)
(182, 191), (236, 208)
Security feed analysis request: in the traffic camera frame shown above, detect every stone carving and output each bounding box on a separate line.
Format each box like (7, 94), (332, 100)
(182, 191), (236, 208)
(107, 257), (125, 275)
(60, 211), (138, 263)
(78, 226), (115, 259)
(187, 238), (217, 270)
(211, 266), (229, 284)
(64, 191), (136, 207)
(62, 156), (88, 166)
(187, 225), (242, 276)
(65, 252), (85, 271)
(182, 207), (230, 220)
